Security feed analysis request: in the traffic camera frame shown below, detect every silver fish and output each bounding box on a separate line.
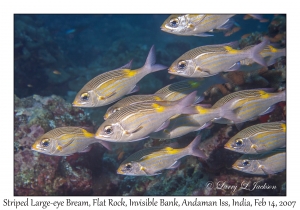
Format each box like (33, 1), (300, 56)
(168, 38), (268, 78)
(161, 14), (235, 37)
(72, 45), (167, 107)
(150, 105), (220, 139)
(211, 88), (278, 125)
(103, 94), (164, 120)
(220, 90), (286, 124)
(155, 74), (226, 101)
(31, 127), (111, 156)
(117, 135), (206, 176)
(224, 122), (286, 154)
(232, 151), (286, 175)
(95, 91), (198, 142)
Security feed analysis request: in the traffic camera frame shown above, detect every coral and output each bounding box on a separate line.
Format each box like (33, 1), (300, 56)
(14, 94), (96, 195)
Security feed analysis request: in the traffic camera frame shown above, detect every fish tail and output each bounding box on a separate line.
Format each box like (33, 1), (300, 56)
(186, 135), (207, 160)
(278, 90), (286, 101)
(142, 45), (167, 73)
(217, 101), (240, 123)
(176, 91), (199, 115)
(249, 37), (269, 67)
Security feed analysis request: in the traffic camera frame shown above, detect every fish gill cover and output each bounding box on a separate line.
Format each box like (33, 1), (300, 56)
(14, 14), (286, 196)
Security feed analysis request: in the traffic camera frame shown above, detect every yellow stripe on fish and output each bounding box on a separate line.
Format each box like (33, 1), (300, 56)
(224, 46), (239, 54)
(268, 45), (278, 53)
(152, 103), (166, 113)
(195, 106), (209, 114)
(123, 69), (138, 77)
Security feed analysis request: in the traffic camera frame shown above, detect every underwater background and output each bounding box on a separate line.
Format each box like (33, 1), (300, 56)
(14, 14), (286, 196)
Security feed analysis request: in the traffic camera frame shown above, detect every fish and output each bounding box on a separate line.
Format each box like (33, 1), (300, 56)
(168, 38), (268, 78)
(117, 135), (206, 176)
(211, 88), (276, 125)
(220, 90), (286, 124)
(103, 94), (164, 120)
(239, 45), (286, 67)
(95, 91), (198, 142)
(150, 105), (220, 139)
(72, 45), (167, 107)
(103, 75), (225, 120)
(155, 74), (226, 101)
(160, 14), (235, 37)
(224, 121), (286, 154)
(31, 127), (111, 156)
(232, 151), (286, 175)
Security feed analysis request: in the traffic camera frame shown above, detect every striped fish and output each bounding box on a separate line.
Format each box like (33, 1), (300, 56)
(150, 105), (220, 139)
(161, 14), (235, 37)
(155, 74), (225, 101)
(240, 45), (286, 67)
(232, 151), (286, 175)
(211, 89), (278, 125)
(224, 122), (286, 154)
(103, 94), (164, 120)
(168, 38), (268, 78)
(72, 45), (167, 107)
(95, 91), (198, 142)
(31, 127), (111, 156)
(221, 90), (286, 124)
(117, 135), (206, 176)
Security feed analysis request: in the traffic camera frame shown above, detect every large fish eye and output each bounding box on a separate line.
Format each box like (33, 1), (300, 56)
(80, 92), (89, 101)
(125, 163), (132, 169)
(104, 125), (113, 135)
(235, 138), (243, 147)
(177, 61), (187, 72)
(169, 18), (179, 28)
(242, 160), (250, 166)
(41, 138), (50, 147)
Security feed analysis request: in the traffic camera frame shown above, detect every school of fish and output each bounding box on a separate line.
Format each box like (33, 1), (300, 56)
(32, 14), (286, 177)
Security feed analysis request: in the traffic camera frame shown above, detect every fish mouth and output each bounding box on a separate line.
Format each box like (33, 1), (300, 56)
(232, 164), (241, 170)
(168, 68), (177, 73)
(31, 142), (40, 151)
(116, 168), (123, 175)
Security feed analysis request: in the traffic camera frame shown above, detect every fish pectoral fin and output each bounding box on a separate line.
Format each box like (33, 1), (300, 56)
(56, 138), (75, 152)
(225, 62), (241, 72)
(140, 166), (160, 176)
(125, 124), (143, 134)
(260, 165), (275, 175)
(154, 119), (170, 132)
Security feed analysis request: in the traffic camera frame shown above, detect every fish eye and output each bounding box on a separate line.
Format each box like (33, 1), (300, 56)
(125, 163), (132, 169)
(169, 18), (179, 28)
(177, 61), (187, 71)
(104, 125), (113, 135)
(235, 138), (243, 147)
(242, 160), (250, 166)
(41, 138), (50, 147)
(80, 92), (89, 101)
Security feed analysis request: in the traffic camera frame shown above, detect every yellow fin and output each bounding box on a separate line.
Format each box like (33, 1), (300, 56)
(258, 90), (270, 99)
(153, 96), (163, 101)
(268, 45), (278, 53)
(152, 103), (165, 113)
(196, 106), (209, 114)
(281, 123), (286, 132)
(82, 129), (95, 138)
(165, 147), (181, 155)
(188, 80), (201, 88)
(224, 46), (239, 54)
(123, 69), (138, 77)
